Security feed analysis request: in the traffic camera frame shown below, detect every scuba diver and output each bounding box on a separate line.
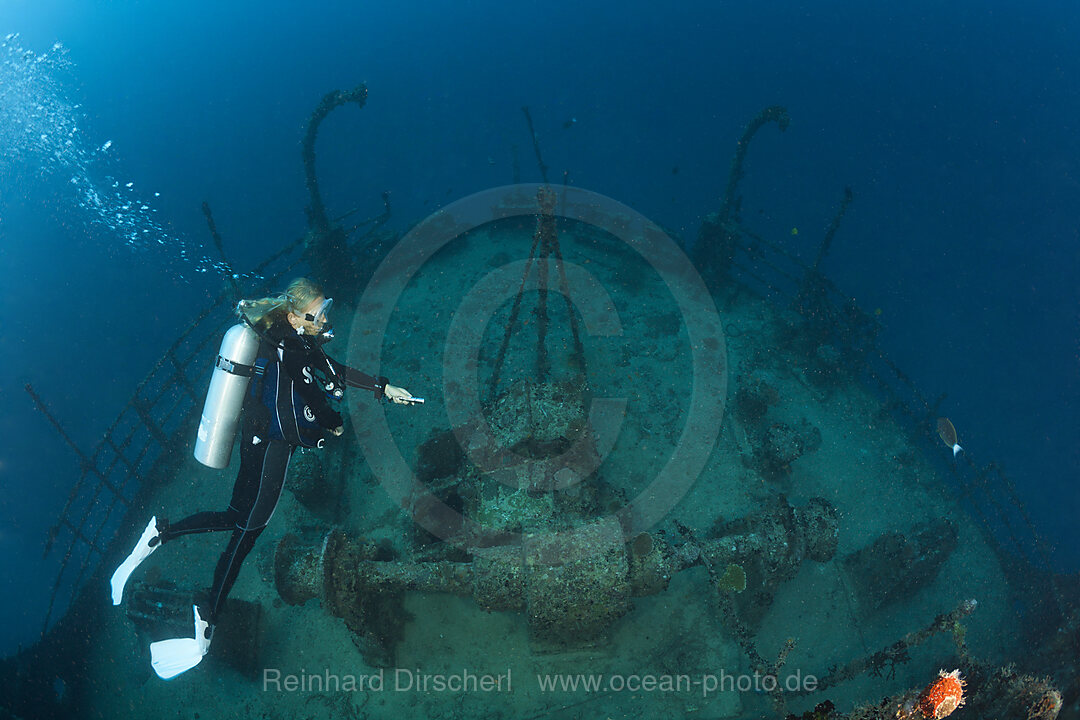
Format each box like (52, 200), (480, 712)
(109, 277), (419, 679)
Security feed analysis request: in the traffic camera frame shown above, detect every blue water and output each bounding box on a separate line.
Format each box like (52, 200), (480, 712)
(1, 0), (1077, 663)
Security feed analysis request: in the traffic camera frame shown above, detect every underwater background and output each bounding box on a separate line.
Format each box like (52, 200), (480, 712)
(0, 0), (1077, 696)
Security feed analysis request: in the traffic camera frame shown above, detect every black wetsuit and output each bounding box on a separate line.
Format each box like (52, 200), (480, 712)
(158, 319), (387, 625)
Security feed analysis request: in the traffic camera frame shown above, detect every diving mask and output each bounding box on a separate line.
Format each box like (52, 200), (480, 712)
(304, 297), (333, 324)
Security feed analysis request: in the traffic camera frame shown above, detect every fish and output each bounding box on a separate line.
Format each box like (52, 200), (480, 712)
(936, 417), (963, 457)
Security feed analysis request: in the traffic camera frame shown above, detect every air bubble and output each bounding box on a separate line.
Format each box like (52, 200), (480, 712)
(0, 35), (245, 279)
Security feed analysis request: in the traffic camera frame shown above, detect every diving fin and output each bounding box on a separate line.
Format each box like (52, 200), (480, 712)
(150, 605), (213, 680)
(110, 516), (161, 605)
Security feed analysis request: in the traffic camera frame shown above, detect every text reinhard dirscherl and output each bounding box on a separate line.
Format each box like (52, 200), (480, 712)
(262, 668), (818, 697)
(263, 668), (511, 694)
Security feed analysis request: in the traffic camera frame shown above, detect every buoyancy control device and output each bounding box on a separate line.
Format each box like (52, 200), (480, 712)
(194, 323), (261, 468)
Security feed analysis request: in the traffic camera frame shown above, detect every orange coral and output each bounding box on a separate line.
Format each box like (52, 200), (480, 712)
(917, 669), (966, 719)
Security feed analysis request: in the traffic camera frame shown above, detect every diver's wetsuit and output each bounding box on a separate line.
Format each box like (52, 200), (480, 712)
(157, 319), (387, 625)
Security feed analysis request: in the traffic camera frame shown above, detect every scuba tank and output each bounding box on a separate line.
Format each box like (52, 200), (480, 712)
(194, 322), (261, 468)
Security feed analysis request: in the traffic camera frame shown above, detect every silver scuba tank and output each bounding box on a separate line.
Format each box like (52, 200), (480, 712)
(194, 323), (261, 468)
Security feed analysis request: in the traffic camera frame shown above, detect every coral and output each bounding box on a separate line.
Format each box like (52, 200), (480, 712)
(753, 418), (822, 479)
(734, 373), (781, 425)
(845, 670), (966, 720)
(470, 483), (554, 533)
(717, 563), (747, 593)
(784, 700), (836, 720)
(798, 497), (840, 562)
(627, 532), (678, 596)
(631, 532), (653, 557)
(983, 666), (1064, 720)
(834, 664), (1055, 720)
(487, 379), (585, 457)
(1027, 686), (1064, 720)
(917, 669), (965, 719)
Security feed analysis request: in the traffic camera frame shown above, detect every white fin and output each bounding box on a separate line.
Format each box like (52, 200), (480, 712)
(150, 606), (213, 680)
(110, 516), (160, 605)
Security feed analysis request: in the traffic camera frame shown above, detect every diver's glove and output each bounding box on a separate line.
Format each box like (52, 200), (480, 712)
(384, 385), (420, 405)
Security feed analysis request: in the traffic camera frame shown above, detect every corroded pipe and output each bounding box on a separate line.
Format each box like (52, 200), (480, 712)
(274, 498), (841, 660)
(299, 85), (368, 290)
(302, 85), (368, 236)
(720, 105), (790, 223)
(275, 518), (679, 651)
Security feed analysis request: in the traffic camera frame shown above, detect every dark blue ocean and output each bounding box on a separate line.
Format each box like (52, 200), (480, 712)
(1, 0), (1077, 691)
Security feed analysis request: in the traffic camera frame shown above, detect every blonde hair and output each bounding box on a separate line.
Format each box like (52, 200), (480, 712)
(238, 277), (325, 330)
